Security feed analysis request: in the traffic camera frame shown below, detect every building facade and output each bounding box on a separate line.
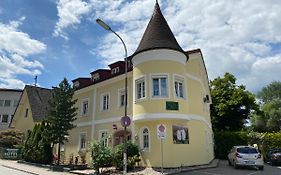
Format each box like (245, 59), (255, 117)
(65, 2), (214, 168)
(0, 88), (22, 130)
(10, 85), (52, 136)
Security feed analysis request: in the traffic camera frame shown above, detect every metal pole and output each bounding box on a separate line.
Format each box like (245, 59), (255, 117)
(110, 30), (128, 174)
(161, 139), (163, 174)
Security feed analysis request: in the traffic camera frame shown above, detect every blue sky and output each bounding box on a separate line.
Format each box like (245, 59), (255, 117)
(0, 0), (281, 93)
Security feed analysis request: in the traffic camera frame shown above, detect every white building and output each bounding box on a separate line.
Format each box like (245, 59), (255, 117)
(0, 88), (22, 130)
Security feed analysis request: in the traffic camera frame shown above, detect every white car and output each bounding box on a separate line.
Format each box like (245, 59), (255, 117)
(228, 146), (264, 170)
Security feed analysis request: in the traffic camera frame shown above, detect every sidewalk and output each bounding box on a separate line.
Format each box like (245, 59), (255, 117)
(0, 159), (219, 175)
(0, 159), (72, 175)
(71, 159), (219, 175)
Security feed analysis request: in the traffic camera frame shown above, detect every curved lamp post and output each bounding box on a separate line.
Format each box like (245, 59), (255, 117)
(96, 18), (128, 174)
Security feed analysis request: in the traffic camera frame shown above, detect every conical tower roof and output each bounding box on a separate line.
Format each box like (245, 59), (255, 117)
(134, 1), (184, 56)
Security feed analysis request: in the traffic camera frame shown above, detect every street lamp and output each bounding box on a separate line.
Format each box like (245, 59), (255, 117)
(96, 18), (129, 174)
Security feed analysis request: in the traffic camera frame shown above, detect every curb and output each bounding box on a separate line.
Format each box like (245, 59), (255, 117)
(1, 164), (40, 175)
(18, 160), (71, 172)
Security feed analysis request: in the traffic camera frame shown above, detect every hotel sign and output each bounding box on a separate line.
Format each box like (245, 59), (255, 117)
(166, 101), (179, 111)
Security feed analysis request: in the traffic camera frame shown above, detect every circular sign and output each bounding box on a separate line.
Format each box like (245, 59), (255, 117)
(157, 124), (166, 139)
(121, 116), (131, 127)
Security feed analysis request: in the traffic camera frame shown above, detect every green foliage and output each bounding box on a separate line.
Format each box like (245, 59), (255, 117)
(89, 141), (140, 173)
(251, 81), (281, 132)
(21, 123), (53, 164)
(45, 78), (77, 164)
(261, 132), (281, 155)
(46, 78), (77, 144)
(210, 72), (258, 131)
(90, 141), (113, 174)
(112, 142), (140, 170)
(214, 131), (248, 159)
(257, 81), (281, 103)
(0, 129), (24, 148)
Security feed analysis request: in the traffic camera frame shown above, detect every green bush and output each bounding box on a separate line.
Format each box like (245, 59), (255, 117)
(112, 142), (140, 170)
(261, 132), (281, 156)
(90, 141), (113, 174)
(214, 131), (248, 159)
(0, 129), (24, 148)
(22, 123), (53, 164)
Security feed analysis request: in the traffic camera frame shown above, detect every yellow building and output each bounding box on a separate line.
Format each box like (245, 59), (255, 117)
(66, 2), (214, 168)
(10, 85), (52, 137)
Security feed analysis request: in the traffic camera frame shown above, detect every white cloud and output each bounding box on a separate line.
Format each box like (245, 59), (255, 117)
(55, 0), (281, 92)
(0, 17), (46, 89)
(53, 0), (91, 39)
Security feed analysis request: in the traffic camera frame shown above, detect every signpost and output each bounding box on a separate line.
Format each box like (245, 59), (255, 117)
(157, 124), (166, 174)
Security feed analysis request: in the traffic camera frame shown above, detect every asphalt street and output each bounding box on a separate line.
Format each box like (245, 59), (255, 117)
(0, 165), (33, 175)
(179, 160), (281, 175)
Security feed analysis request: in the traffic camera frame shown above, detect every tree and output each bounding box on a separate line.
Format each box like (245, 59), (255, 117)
(210, 73), (258, 131)
(22, 123), (53, 164)
(46, 78), (77, 165)
(251, 81), (281, 132)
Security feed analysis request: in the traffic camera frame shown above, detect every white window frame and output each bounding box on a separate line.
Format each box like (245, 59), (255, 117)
(140, 127), (150, 152)
(111, 67), (119, 74)
(150, 73), (169, 99)
(173, 74), (186, 99)
(135, 76), (146, 101)
(99, 130), (109, 147)
(118, 88), (129, 108)
(92, 73), (100, 82)
(100, 92), (110, 111)
(81, 98), (89, 116)
(78, 132), (87, 150)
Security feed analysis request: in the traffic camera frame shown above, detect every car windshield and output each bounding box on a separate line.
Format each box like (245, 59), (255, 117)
(237, 148), (258, 154)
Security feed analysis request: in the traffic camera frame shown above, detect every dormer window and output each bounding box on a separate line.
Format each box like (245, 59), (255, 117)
(92, 73), (100, 82)
(73, 81), (80, 88)
(111, 67), (119, 74)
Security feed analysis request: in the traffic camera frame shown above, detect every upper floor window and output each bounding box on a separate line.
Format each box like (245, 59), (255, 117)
(101, 93), (109, 111)
(1, 115), (9, 123)
(25, 108), (29, 118)
(79, 133), (86, 150)
(142, 128), (149, 150)
(4, 100), (11, 107)
(73, 81), (80, 88)
(81, 99), (89, 115)
(92, 73), (100, 82)
(152, 75), (168, 97)
(174, 77), (185, 98)
(111, 67), (119, 74)
(136, 78), (145, 100)
(118, 89), (126, 107)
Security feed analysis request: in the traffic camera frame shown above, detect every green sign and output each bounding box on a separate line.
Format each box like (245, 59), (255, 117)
(166, 101), (179, 110)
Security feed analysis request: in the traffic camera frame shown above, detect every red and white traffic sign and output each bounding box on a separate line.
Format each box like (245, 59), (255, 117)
(157, 124), (166, 139)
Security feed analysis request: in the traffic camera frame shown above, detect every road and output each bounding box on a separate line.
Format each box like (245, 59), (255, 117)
(0, 165), (33, 175)
(179, 160), (281, 175)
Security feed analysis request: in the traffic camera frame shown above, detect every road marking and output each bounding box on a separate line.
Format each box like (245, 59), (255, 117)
(193, 170), (221, 175)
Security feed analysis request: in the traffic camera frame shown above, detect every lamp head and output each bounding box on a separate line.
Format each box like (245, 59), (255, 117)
(96, 18), (111, 31)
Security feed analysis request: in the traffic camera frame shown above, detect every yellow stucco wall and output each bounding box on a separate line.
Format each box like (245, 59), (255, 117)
(12, 90), (35, 136)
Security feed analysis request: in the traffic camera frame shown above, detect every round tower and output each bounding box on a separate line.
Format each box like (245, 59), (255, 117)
(131, 2), (214, 168)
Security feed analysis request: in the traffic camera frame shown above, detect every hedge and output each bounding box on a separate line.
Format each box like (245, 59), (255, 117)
(214, 131), (281, 159)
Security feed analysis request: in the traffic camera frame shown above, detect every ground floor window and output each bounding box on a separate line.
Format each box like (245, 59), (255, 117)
(99, 131), (108, 147)
(172, 125), (189, 144)
(79, 133), (86, 150)
(142, 128), (149, 150)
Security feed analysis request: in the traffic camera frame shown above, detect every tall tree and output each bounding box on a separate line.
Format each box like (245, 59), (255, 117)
(210, 73), (258, 131)
(46, 78), (77, 165)
(251, 81), (281, 132)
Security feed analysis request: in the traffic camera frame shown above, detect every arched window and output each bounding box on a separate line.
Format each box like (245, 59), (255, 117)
(142, 128), (149, 149)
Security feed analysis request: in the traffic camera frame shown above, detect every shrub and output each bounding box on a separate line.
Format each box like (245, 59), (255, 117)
(90, 141), (113, 174)
(112, 142), (140, 170)
(214, 131), (248, 159)
(0, 129), (24, 148)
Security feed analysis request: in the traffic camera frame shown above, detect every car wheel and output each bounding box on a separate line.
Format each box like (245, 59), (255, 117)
(258, 166), (264, 170)
(233, 160), (238, 169)
(228, 159), (231, 166)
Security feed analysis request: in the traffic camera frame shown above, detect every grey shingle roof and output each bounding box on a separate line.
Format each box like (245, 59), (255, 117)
(134, 2), (184, 56)
(25, 85), (52, 122)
